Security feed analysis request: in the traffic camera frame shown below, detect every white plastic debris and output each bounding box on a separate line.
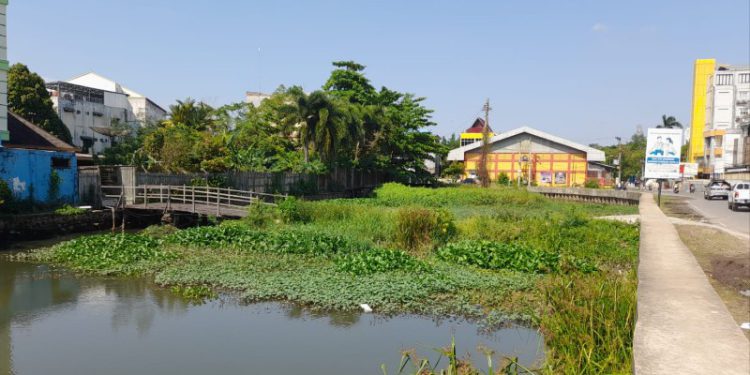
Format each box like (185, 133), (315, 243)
(740, 323), (750, 330)
(359, 304), (372, 313)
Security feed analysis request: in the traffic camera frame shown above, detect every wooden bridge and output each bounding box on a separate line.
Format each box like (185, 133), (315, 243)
(102, 185), (286, 218)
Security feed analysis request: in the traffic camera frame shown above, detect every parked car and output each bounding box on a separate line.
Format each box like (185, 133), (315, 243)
(461, 178), (478, 185)
(728, 181), (750, 211)
(704, 180), (732, 200)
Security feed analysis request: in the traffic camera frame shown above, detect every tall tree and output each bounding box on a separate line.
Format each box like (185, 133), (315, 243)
(166, 98), (215, 131)
(8, 63), (72, 143)
(658, 115), (682, 129)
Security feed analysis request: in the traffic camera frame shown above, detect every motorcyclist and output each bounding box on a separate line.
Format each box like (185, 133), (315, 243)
(689, 183), (695, 194)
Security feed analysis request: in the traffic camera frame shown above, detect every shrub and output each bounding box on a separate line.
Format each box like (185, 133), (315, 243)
(395, 207), (456, 251)
(496, 172), (510, 185)
(335, 248), (429, 275)
(584, 179), (600, 189)
(436, 240), (561, 273)
(244, 200), (281, 227)
(374, 183), (546, 207)
(277, 196), (312, 223)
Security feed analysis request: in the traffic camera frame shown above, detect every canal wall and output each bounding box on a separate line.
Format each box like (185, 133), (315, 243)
(0, 209), (162, 245)
(633, 193), (749, 374)
(528, 186), (640, 205)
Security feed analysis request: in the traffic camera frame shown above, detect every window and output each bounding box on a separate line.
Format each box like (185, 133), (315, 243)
(739, 73), (750, 84)
(51, 157), (70, 169)
(716, 74), (733, 86)
(460, 139), (478, 147)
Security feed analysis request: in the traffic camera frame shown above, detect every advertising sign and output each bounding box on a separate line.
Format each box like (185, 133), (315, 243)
(681, 163), (698, 178)
(540, 172), (552, 184)
(644, 128), (682, 179)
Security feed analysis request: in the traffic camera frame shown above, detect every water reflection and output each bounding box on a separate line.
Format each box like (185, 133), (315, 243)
(1, 256), (544, 375)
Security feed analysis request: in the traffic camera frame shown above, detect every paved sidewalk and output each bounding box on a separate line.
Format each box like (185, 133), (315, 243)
(633, 194), (749, 374)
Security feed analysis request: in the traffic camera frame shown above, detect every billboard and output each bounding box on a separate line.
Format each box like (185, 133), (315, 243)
(644, 128), (682, 179)
(681, 163), (698, 178)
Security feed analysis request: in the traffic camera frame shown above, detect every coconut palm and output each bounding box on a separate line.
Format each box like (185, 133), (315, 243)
(658, 115), (682, 129)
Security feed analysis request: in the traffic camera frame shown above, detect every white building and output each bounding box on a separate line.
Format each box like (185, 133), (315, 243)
(703, 64), (750, 177)
(0, 1), (8, 144)
(67, 72), (167, 125)
(245, 91), (271, 107)
(46, 72), (167, 154)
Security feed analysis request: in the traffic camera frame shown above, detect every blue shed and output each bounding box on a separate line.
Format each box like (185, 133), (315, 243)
(0, 112), (78, 205)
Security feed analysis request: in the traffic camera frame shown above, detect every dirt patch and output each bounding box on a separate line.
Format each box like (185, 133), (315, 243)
(659, 196), (705, 221)
(711, 256), (750, 292)
(675, 224), (750, 337)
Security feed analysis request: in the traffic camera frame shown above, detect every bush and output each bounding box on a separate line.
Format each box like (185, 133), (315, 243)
(395, 207), (456, 251)
(277, 196), (312, 223)
(496, 172), (510, 185)
(166, 225), (268, 248)
(584, 179), (600, 189)
(335, 248), (429, 275)
(245, 200), (281, 227)
(436, 240), (561, 273)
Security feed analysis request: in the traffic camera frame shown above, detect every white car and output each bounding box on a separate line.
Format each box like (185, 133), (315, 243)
(728, 182), (750, 211)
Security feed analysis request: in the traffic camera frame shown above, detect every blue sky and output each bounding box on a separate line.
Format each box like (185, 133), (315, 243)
(8, 0), (749, 145)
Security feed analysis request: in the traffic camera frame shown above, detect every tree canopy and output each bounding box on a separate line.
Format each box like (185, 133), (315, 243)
(104, 61), (443, 181)
(8, 63), (72, 143)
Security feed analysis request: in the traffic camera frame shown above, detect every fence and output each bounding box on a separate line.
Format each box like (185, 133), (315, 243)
(134, 168), (386, 195)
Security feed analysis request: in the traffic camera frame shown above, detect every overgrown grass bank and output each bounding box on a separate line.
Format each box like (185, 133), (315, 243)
(21, 183), (639, 374)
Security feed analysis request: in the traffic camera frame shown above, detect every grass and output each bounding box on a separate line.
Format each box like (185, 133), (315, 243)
(19, 183), (639, 373)
(54, 204), (87, 216)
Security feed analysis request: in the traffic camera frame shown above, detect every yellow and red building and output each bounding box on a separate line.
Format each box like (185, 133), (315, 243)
(447, 126), (606, 187)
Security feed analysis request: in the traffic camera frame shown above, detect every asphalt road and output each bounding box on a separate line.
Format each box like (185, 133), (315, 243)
(661, 185), (750, 235)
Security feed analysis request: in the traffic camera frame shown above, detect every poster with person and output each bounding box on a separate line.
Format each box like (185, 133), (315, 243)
(540, 172), (552, 184)
(644, 128), (682, 179)
(554, 172), (566, 184)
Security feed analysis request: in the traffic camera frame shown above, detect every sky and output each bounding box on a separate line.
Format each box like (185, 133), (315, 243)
(8, 0), (750, 146)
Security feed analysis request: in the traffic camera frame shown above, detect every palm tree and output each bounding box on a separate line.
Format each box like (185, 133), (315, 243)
(658, 115), (682, 129)
(283, 88), (347, 164)
(167, 98), (214, 131)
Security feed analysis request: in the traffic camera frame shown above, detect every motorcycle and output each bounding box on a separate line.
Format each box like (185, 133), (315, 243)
(689, 183), (695, 194)
(673, 185), (680, 194)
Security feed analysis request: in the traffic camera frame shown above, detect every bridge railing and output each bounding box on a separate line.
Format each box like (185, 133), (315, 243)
(101, 185), (286, 215)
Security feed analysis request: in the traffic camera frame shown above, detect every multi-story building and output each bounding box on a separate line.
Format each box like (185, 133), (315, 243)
(687, 59), (716, 165)
(0, 0), (8, 143)
(459, 118), (494, 146)
(245, 91), (271, 107)
(702, 64), (750, 178)
(46, 72), (167, 154)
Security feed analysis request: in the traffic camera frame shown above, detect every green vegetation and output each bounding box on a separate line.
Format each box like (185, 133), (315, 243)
(54, 204), (86, 216)
(8, 63), (72, 143)
(101, 61), (443, 182)
(22, 184), (639, 373)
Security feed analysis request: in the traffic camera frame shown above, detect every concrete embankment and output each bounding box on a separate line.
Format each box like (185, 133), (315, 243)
(633, 193), (749, 374)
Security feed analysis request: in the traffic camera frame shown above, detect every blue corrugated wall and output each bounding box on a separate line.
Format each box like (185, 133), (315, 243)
(0, 148), (78, 204)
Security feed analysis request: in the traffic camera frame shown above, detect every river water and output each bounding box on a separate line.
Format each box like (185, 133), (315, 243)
(1, 256), (544, 375)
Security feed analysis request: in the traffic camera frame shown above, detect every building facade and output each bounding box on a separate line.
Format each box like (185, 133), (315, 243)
(459, 118), (494, 147)
(702, 64), (750, 177)
(0, 0), (8, 143)
(46, 72), (167, 155)
(245, 91), (271, 107)
(687, 59), (716, 165)
(447, 126), (605, 187)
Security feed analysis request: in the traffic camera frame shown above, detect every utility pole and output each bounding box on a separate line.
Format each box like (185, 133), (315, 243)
(616, 136), (623, 188)
(478, 99), (492, 187)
